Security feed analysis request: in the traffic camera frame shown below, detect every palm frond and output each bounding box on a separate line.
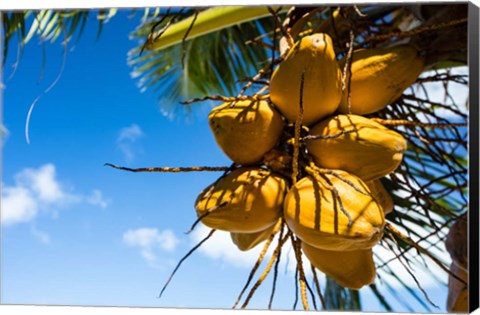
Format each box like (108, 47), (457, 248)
(1, 9), (120, 67)
(144, 6), (283, 51)
(2, 11), (28, 65)
(129, 13), (278, 119)
(324, 277), (361, 310)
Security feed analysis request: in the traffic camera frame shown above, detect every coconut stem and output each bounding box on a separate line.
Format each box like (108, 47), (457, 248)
(181, 94), (269, 105)
(158, 228), (216, 299)
(181, 10), (199, 69)
(302, 128), (357, 141)
(268, 6), (293, 48)
(383, 230), (439, 308)
(309, 164), (370, 196)
(233, 219), (283, 309)
(290, 234), (310, 310)
(268, 221), (286, 309)
(104, 163), (230, 173)
(185, 201), (229, 234)
(311, 264), (327, 309)
(378, 217), (455, 269)
(370, 118), (467, 128)
(241, 229), (291, 309)
(342, 29), (355, 114)
(386, 222), (466, 285)
(292, 70), (305, 185)
(140, 8), (172, 56)
(363, 17), (467, 45)
(305, 166), (354, 226)
(318, 172), (354, 227)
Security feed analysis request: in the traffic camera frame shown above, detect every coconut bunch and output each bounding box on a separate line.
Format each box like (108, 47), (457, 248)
(195, 33), (425, 290)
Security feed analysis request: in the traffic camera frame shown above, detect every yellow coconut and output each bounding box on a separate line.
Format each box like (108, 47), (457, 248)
(231, 222), (278, 251)
(302, 242), (376, 290)
(283, 171), (385, 251)
(307, 114), (407, 181)
(338, 44), (425, 115)
(195, 167), (288, 233)
(269, 33), (342, 125)
(366, 179), (394, 215)
(208, 100), (284, 165)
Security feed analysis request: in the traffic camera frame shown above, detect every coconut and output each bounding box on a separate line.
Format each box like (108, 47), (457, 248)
(195, 167), (288, 233)
(302, 242), (376, 290)
(366, 179), (394, 215)
(230, 222), (278, 251)
(307, 114), (407, 181)
(338, 44), (425, 115)
(283, 171), (385, 251)
(269, 33), (342, 125)
(208, 99), (284, 165)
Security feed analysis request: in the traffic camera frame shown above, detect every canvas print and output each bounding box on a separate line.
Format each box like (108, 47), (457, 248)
(1, 3), (478, 313)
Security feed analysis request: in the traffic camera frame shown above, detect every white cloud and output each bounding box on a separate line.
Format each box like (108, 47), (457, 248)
(123, 228), (180, 263)
(118, 124), (144, 142)
(189, 226), (261, 268)
(31, 226), (51, 244)
(374, 242), (448, 290)
(117, 124), (144, 162)
(189, 225), (299, 274)
(1, 163), (110, 227)
(414, 66), (469, 120)
(189, 223), (448, 291)
(86, 189), (110, 209)
(1, 185), (38, 225)
(15, 164), (67, 203)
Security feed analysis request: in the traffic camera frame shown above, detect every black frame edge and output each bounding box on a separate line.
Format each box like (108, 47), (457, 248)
(468, 1), (480, 313)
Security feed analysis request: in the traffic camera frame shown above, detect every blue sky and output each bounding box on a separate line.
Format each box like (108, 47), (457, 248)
(0, 7), (470, 313)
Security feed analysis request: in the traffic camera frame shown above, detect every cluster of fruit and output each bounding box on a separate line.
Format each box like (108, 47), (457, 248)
(195, 33), (425, 289)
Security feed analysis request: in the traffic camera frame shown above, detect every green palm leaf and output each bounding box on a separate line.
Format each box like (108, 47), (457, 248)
(144, 6), (282, 51)
(129, 12), (278, 118)
(1, 9), (119, 66)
